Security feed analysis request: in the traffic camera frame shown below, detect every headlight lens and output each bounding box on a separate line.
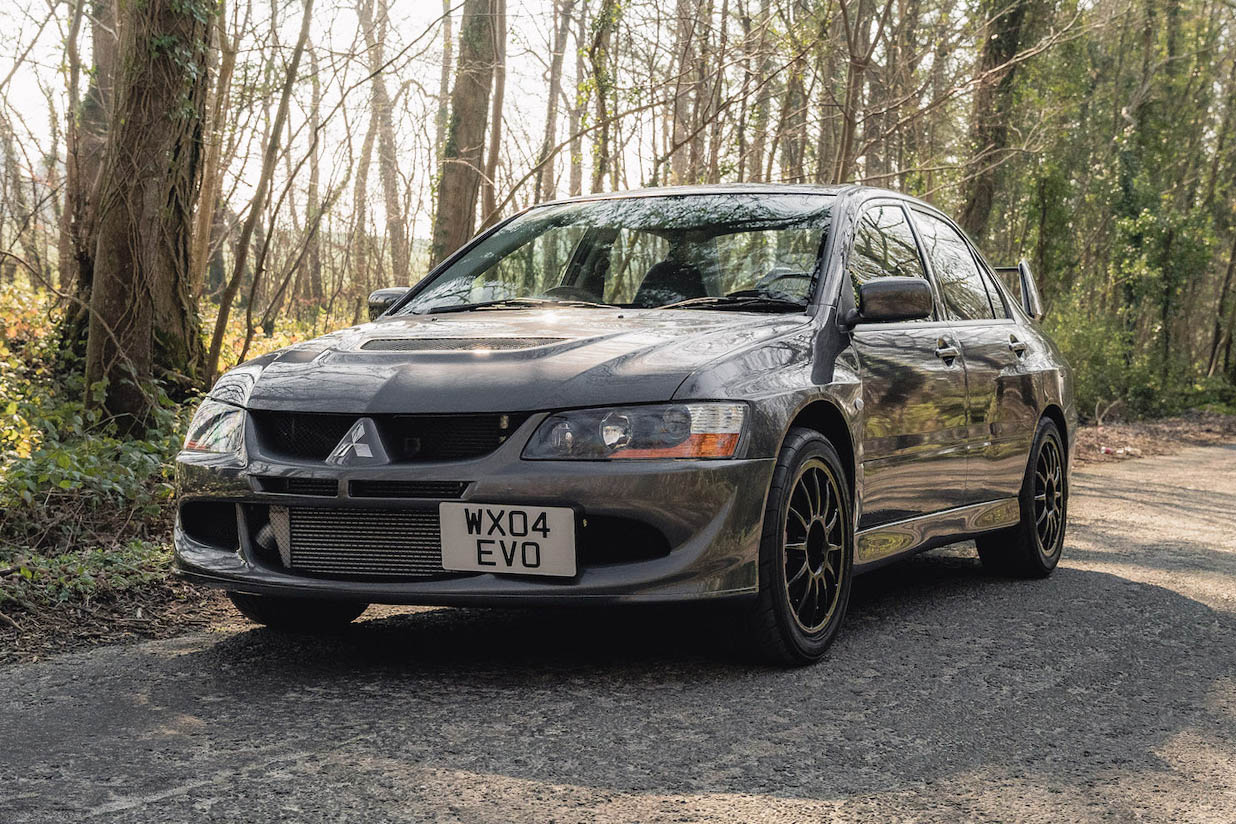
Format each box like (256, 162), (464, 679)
(523, 403), (746, 460)
(183, 399), (246, 457)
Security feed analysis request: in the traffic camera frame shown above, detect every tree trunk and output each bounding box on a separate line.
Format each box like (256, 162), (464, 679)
(669, 0), (697, 184)
(429, 0), (496, 267)
(204, 0), (313, 383)
(480, 0), (507, 229)
(305, 43), (324, 302)
(535, 0), (576, 202)
(358, 0), (410, 282)
(190, 0), (236, 299)
(568, 4), (587, 197)
(84, 0), (213, 427)
(746, 0), (771, 182)
(589, 0), (621, 193)
(433, 0), (454, 177)
(958, 0), (1029, 240)
(60, 0), (119, 347)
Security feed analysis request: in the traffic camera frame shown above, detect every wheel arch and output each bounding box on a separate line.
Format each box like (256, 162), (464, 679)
(1040, 403), (1069, 460)
(787, 400), (856, 494)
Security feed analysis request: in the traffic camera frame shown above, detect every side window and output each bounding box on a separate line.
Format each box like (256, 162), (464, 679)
(912, 210), (996, 321)
(848, 204), (931, 322)
(850, 204), (928, 287)
(977, 264), (1011, 318)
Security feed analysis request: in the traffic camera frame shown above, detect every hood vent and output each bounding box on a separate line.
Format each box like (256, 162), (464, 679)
(360, 337), (566, 352)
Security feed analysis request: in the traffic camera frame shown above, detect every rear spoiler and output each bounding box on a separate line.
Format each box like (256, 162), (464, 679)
(992, 259), (1045, 321)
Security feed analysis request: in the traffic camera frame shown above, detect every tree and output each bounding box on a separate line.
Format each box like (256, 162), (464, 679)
(203, 0), (314, 383)
(358, 0), (410, 281)
(429, 0), (496, 267)
(958, 0), (1031, 240)
(83, 0), (214, 427)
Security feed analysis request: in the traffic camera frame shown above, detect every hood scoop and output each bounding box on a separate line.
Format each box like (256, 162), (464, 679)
(359, 336), (568, 352)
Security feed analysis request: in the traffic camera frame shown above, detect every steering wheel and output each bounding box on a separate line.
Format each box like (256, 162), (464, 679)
(544, 284), (603, 302)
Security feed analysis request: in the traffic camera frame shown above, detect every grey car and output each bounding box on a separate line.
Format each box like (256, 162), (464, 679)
(175, 184), (1075, 663)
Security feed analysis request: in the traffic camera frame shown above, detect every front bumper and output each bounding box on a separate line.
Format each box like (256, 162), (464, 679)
(174, 418), (773, 605)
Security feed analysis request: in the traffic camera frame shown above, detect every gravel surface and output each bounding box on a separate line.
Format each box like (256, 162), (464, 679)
(1, 445), (1234, 822)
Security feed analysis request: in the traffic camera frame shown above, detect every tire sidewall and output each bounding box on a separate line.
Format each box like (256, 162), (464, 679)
(763, 430), (855, 660)
(1024, 419), (1067, 572)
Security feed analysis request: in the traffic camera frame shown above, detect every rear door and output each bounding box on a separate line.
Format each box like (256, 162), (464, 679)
(847, 202), (970, 529)
(909, 208), (1036, 504)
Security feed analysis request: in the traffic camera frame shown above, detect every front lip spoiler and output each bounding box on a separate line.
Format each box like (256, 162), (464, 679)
(174, 563), (758, 607)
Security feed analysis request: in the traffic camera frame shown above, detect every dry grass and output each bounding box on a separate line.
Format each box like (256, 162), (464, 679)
(1075, 409), (1236, 464)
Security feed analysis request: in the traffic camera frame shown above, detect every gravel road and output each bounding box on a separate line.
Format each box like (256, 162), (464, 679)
(2, 445), (1234, 823)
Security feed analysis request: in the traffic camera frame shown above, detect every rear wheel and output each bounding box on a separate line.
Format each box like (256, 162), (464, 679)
(742, 427), (854, 665)
(976, 418), (1067, 577)
(228, 592), (368, 631)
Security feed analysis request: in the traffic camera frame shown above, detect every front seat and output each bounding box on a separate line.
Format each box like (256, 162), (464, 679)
(632, 260), (707, 307)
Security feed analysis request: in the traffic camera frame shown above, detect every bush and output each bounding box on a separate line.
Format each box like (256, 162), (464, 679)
(0, 284), (190, 610)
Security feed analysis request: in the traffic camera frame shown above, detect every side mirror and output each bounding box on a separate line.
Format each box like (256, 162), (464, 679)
(843, 277), (935, 327)
(367, 287), (409, 321)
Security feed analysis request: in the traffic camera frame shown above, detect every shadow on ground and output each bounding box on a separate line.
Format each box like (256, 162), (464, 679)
(5, 544), (1230, 822)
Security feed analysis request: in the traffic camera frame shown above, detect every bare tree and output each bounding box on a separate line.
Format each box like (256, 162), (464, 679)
(480, 0), (507, 228)
(204, 0), (314, 383)
(429, 0), (496, 267)
(358, 0), (410, 281)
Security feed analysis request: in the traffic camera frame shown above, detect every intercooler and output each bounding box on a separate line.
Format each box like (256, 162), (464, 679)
(266, 506), (450, 578)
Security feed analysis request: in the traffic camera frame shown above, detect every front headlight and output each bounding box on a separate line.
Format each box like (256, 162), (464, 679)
(523, 403), (747, 460)
(183, 399), (246, 457)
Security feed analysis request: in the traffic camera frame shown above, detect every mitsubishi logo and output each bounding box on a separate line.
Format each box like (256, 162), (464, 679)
(325, 417), (389, 466)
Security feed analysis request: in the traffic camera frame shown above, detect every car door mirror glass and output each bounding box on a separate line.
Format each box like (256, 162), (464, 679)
(853, 277), (935, 324)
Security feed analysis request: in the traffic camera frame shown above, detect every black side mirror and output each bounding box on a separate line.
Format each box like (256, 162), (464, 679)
(842, 277), (935, 327)
(368, 287), (409, 321)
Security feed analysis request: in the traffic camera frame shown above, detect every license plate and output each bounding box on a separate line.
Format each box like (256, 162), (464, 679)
(439, 503), (576, 577)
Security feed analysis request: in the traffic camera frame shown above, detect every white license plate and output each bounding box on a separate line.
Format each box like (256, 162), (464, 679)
(439, 503), (576, 577)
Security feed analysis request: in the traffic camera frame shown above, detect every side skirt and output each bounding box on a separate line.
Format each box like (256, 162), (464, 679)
(853, 497), (1020, 572)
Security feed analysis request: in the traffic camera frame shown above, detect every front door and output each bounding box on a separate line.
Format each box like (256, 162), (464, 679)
(846, 202), (970, 531)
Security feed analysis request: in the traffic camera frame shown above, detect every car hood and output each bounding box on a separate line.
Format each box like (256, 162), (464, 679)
(241, 307), (808, 414)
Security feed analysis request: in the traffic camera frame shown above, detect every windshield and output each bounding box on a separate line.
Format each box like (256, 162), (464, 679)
(396, 194), (833, 314)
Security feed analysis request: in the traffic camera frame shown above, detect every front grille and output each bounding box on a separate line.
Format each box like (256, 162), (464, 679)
(250, 411), (355, 461)
(256, 476), (338, 496)
(349, 480), (469, 499)
(250, 411), (527, 462)
(360, 337), (565, 352)
(286, 507), (448, 578)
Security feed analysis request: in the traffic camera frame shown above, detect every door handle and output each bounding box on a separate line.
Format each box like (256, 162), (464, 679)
(1009, 335), (1028, 357)
(935, 339), (960, 363)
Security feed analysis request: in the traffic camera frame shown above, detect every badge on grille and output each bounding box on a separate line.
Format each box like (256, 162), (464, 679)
(325, 417), (389, 466)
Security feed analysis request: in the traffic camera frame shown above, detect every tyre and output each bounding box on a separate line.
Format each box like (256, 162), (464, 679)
(228, 592), (368, 631)
(976, 418), (1067, 577)
(743, 426), (854, 665)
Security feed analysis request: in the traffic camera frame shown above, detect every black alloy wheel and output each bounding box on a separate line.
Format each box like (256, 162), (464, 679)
(977, 417), (1068, 577)
(744, 426), (854, 665)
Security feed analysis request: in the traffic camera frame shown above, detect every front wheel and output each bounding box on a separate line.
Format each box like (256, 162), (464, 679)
(976, 418), (1068, 577)
(228, 592), (369, 631)
(742, 427), (854, 665)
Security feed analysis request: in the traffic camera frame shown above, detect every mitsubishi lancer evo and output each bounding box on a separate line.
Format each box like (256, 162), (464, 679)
(175, 185), (1075, 664)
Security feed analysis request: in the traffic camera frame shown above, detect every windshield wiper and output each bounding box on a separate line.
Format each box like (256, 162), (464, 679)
(656, 294), (808, 312)
(424, 297), (610, 315)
